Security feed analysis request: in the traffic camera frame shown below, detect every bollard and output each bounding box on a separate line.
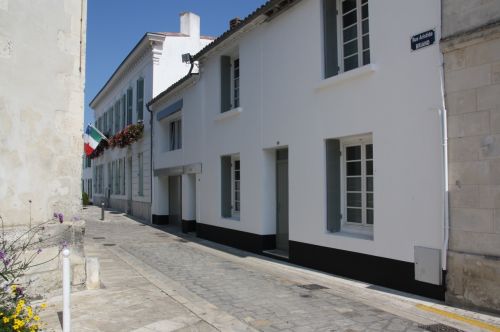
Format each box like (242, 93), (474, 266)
(101, 202), (104, 220)
(62, 248), (71, 332)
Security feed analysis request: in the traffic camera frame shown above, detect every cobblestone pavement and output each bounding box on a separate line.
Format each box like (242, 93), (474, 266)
(80, 206), (499, 332)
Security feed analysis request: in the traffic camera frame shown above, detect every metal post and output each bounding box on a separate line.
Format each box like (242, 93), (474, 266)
(62, 248), (71, 332)
(101, 202), (105, 220)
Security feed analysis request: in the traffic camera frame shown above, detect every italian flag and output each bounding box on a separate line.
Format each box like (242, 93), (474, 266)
(83, 124), (106, 156)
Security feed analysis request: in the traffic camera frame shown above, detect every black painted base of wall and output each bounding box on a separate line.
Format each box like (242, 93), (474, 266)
(193, 223), (445, 300)
(182, 219), (197, 233)
(289, 241), (445, 300)
(152, 214), (169, 225)
(196, 223), (276, 254)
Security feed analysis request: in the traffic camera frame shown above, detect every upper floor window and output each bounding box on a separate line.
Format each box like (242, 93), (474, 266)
(169, 119), (182, 151)
(126, 88), (133, 125)
(220, 53), (240, 112)
(136, 78), (144, 122)
(323, 0), (370, 78)
(114, 100), (121, 133)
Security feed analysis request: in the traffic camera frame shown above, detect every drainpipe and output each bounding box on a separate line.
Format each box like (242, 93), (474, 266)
(146, 103), (153, 223)
(438, 59), (450, 272)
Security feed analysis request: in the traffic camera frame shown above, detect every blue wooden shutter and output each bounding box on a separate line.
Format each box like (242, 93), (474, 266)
(323, 0), (339, 78)
(326, 139), (341, 232)
(220, 56), (232, 113)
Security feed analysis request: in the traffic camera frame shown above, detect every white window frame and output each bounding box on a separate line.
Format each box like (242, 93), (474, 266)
(340, 135), (373, 235)
(232, 57), (240, 109)
(231, 155), (240, 218)
(337, 0), (370, 73)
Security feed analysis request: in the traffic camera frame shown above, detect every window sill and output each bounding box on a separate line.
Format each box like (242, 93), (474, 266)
(315, 64), (377, 92)
(328, 229), (373, 241)
(216, 107), (242, 122)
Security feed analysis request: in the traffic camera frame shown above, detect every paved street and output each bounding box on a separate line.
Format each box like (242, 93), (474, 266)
(41, 206), (500, 331)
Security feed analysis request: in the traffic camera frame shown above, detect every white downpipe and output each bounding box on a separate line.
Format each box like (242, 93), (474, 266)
(438, 62), (450, 271)
(62, 248), (71, 332)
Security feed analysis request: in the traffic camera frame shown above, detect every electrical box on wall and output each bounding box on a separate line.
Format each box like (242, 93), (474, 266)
(414, 246), (442, 285)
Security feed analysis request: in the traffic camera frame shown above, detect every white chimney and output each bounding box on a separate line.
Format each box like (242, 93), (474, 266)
(180, 12), (200, 40)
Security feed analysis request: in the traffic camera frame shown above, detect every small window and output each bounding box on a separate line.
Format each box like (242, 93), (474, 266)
(221, 154), (240, 219)
(323, 0), (370, 77)
(126, 88), (133, 125)
(114, 100), (121, 133)
(108, 107), (114, 135)
(136, 78), (144, 122)
(232, 157), (240, 216)
(169, 119), (182, 151)
(121, 94), (126, 129)
(326, 135), (373, 236)
(220, 53), (240, 112)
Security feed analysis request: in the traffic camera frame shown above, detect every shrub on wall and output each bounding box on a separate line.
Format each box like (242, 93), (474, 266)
(89, 123), (144, 159)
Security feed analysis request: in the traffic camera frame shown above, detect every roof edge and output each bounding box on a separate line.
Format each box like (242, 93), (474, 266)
(89, 32), (166, 109)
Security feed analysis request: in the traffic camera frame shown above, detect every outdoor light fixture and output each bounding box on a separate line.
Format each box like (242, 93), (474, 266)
(182, 53), (193, 64)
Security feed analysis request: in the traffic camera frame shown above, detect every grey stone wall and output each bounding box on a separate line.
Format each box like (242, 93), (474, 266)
(0, 0), (87, 226)
(442, 0), (500, 38)
(443, 21), (500, 313)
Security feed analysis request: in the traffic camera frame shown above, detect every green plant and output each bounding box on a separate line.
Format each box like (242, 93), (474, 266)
(82, 192), (89, 206)
(0, 214), (63, 331)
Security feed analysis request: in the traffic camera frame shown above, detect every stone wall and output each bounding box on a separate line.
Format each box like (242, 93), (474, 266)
(0, 0), (87, 226)
(443, 21), (500, 313)
(442, 0), (500, 38)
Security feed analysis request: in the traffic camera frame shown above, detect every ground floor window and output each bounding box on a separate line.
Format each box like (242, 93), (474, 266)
(221, 154), (240, 219)
(326, 134), (373, 237)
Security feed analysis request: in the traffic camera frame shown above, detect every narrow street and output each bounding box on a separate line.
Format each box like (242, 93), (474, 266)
(42, 206), (500, 331)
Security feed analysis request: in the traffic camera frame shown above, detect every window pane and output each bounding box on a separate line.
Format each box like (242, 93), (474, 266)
(366, 144), (373, 159)
(362, 4), (369, 19)
(347, 193), (362, 207)
(363, 50), (370, 65)
(235, 201), (240, 211)
(343, 39), (358, 58)
(362, 0), (367, 4)
(235, 160), (240, 170)
(235, 191), (240, 201)
(235, 181), (240, 190)
(367, 209), (373, 224)
(342, 0), (356, 14)
(346, 146), (361, 160)
(366, 160), (373, 175)
(346, 161), (361, 176)
(367, 193), (373, 208)
(362, 19), (369, 34)
(343, 25), (357, 42)
(366, 177), (373, 191)
(347, 208), (362, 223)
(235, 171), (240, 181)
(344, 55), (359, 71)
(362, 35), (370, 50)
(347, 177), (362, 191)
(343, 9), (357, 27)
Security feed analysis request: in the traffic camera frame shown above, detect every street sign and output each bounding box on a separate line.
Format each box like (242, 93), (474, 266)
(411, 29), (435, 51)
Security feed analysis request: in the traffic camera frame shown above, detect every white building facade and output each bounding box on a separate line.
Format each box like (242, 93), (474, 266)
(89, 13), (212, 221)
(149, 0), (448, 299)
(82, 154), (92, 203)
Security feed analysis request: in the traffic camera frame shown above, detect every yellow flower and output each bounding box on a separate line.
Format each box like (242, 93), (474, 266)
(33, 315), (40, 321)
(13, 325), (19, 330)
(3, 316), (10, 323)
(40, 303), (47, 309)
(11, 284), (16, 291)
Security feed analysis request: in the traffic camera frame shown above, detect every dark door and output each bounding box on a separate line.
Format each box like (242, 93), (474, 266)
(276, 149), (289, 252)
(168, 175), (182, 226)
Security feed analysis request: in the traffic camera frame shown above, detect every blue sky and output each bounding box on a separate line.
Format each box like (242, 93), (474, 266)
(84, 0), (267, 126)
